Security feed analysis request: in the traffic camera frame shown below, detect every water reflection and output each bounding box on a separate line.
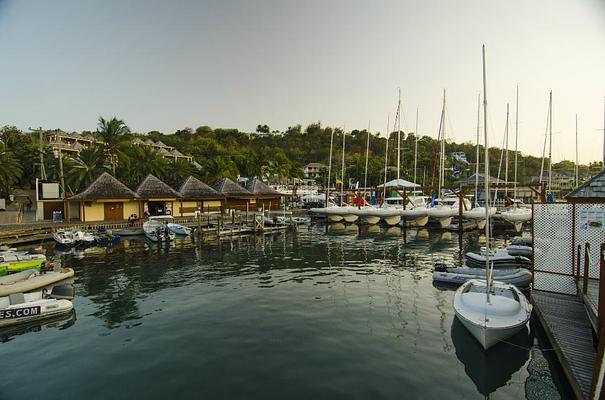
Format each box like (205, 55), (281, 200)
(451, 318), (530, 396)
(0, 310), (76, 343)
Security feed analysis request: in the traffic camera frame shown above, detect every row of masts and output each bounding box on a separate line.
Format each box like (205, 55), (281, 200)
(326, 90), (605, 205)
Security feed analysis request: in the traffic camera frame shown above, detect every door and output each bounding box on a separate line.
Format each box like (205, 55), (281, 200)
(104, 202), (124, 220)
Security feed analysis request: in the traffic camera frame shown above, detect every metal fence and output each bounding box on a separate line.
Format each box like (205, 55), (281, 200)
(532, 203), (576, 295)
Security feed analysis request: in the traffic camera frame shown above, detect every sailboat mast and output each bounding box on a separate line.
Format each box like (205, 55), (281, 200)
(383, 115), (390, 203)
(539, 96), (550, 184)
(482, 45), (491, 302)
(575, 114), (579, 188)
(475, 93), (481, 207)
(548, 91), (553, 192)
(397, 88), (401, 184)
(514, 85), (519, 201)
(363, 120), (371, 205)
(438, 90), (446, 198)
(341, 125), (346, 206)
(326, 128), (335, 207)
(414, 107), (419, 187)
(504, 103), (509, 197)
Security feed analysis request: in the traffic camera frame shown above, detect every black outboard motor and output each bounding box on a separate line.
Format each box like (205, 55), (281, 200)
(433, 263), (449, 272)
(49, 283), (75, 300)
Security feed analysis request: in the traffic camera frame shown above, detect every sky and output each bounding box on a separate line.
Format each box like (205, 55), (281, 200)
(1, 0), (604, 163)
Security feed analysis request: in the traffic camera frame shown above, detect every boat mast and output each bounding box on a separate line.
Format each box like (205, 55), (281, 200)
(539, 95), (550, 184)
(341, 125), (346, 206)
(482, 45), (491, 303)
(504, 103), (509, 198)
(414, 107), (419, 188)
(326, 128), (334, 207)
(603, 96), (605, 170)
(474, 93), (481, 207)
(397, 88), (401, 186)
(575, 114), (579, 188)
(383, 114), (390, 204)
(363, 120), (371, 206)
(548, 91), (553, 193)
(514, 85), (519, 202)
(438, 90), (446, 199)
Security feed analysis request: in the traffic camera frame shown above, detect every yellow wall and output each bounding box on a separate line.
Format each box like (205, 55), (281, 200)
(176, 201), (198, 217)
(82, 202), (104, 222)
(123, 201), (139, 219)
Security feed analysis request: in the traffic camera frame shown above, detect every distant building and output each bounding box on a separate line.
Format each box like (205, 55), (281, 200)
(47, 130), (195, 164)
(303, 163), (326, 179)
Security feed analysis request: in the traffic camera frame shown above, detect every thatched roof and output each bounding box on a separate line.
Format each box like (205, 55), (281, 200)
(70, 172), (137, 200)
(245, 177), (282, 196)
(213, 177), (252, 197)
(178, 176), (223, 199)
(135, 174), (180, 199)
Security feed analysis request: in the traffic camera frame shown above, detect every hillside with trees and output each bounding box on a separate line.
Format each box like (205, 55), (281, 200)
(0, 117), (601, 198)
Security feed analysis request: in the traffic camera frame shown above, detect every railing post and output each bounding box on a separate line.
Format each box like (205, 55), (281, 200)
(577, 244), (582, 281)
(583, 242), (591, 295)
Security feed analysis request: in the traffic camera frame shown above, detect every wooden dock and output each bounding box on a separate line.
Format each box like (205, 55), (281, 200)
(532, 290), (596, 399)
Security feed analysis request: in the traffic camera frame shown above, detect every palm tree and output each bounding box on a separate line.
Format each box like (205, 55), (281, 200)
(0, 143), (22, 198)
(66, 146), (107, 193)
(96, 117), (130, 174)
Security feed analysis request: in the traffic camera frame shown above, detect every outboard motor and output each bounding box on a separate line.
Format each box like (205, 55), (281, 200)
(49, 283), (75, 300)
(433, 263), (449, 272)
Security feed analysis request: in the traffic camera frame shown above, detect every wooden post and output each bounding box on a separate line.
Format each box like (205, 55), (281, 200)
(583, 242), (591, 295)
(458, 189), (463, 235)
(577, 244), (582, 281)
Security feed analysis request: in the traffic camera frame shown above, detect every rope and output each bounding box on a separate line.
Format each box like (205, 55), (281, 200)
(498, 338), (556, 352)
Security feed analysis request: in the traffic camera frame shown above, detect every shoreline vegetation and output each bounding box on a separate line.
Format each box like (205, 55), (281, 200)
(0, 117), (602, 199)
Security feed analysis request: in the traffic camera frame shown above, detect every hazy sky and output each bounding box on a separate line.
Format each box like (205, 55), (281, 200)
(1, 0), (604, 163)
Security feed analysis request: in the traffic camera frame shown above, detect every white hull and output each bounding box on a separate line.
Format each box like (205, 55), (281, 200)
(0, 293), (73, 328)
(382, 215), (401, 226)
(463, 207), (497, 220)
(0, 268), (75, 297)
(453, 279), (531, 349)
(342, 214), (359, 223)
(327, 214), (344, 223)
(361, 215), (381, 225)
(167, 223), (192, 236)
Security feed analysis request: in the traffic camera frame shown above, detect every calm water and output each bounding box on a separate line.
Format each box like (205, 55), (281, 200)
(0, 224), (572, 399)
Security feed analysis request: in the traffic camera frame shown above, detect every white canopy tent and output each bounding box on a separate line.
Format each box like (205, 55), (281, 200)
(376, 178), (420, 189)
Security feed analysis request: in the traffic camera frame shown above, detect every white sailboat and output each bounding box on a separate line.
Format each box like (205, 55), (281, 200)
(464, 93), (496, 229)
(309, 127), (344, 221)
(453, 45), (532, 350)
(356, 121), (382, 225)
(427, 90), (458, 227)
(378, 92), (403, 226)
(501, 86), (531, 231)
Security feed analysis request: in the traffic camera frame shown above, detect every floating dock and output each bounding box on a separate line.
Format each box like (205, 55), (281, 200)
(531, 291), (596, 399)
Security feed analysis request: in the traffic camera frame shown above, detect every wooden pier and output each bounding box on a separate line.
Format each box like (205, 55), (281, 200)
(532, 291), (596, 399)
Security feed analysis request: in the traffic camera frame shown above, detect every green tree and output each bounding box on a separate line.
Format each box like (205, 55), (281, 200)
(0, 142), (23, 198)
(66, 145), (107, 193)
(96, 117), (130, 174)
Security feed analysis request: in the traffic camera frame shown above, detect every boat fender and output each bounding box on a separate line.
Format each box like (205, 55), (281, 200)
(433, 263), (449, 272)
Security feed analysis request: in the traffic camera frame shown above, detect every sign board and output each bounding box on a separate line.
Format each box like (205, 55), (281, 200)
(41, 183), (60, 200)
(578, 209), (605, 230)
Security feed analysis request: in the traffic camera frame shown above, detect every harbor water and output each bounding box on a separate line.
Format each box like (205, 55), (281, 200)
(0, 224), (572, 399)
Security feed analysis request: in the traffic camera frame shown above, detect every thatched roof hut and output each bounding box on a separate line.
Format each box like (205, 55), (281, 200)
(135, 174), (180, 199)
(70, 172), (137, 200)
(213, 177), (253, 197)
(244, 178), (282, 196)
(178, 176), (223, 199)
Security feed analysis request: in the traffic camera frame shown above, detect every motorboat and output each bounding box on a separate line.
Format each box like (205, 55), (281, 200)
(167, 223), (192, 236)
(0, 252), (48, 276)
(433, 264), (532, 287)
(112, 228), (144, 236)
(465, 249), (531, 269)
(427, 197), (470, 228)
(74, 230), (96, 245)
(505, 244), (532, 258)
(0, 268), (75, 297)
(454, 279), (532, 349)
(0, 283), (75, 328)
(143, 219), (175, 242)
(52, 229), (76, 246)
